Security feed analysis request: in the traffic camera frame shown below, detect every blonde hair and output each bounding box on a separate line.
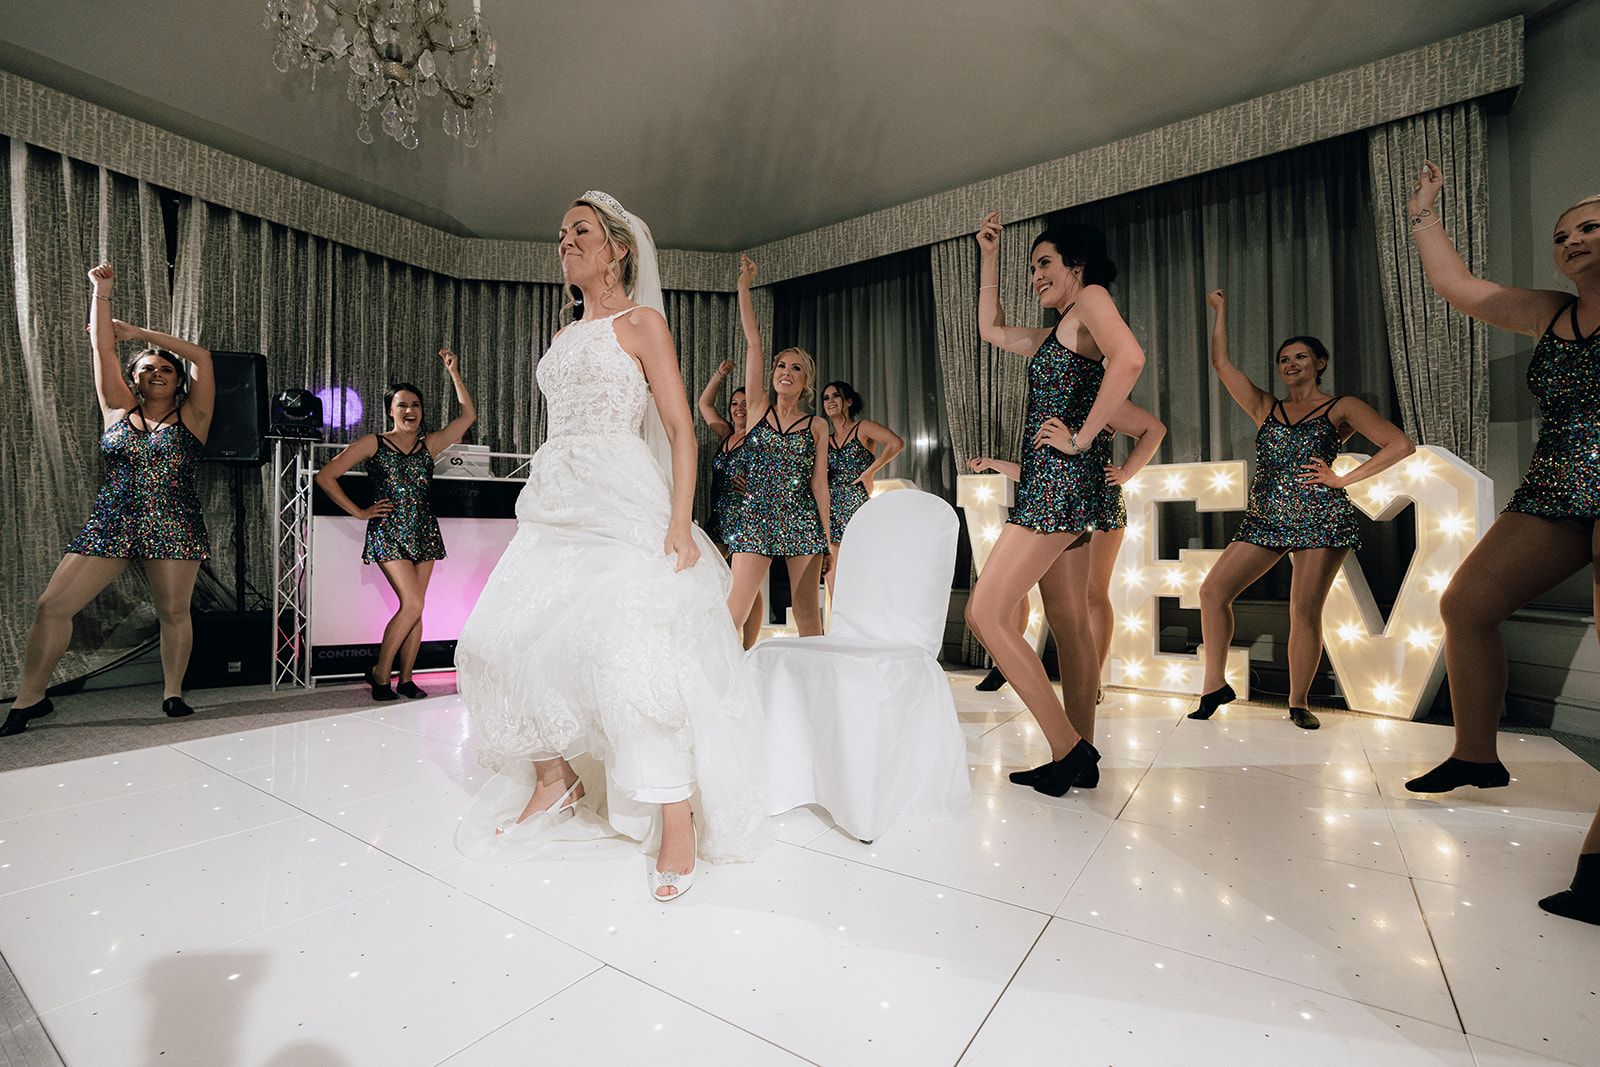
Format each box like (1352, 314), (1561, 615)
(772, 346), (816, 408)
(566, 194), (639, 313)
(1557, 194), (1600, 228)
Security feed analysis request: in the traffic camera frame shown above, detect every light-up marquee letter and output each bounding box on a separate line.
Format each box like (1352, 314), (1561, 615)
(1106, 461), (1253, 698)
(1318, 446), (1494, 720)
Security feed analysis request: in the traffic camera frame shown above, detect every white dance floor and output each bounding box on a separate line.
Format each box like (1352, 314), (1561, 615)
(1, 675), (1597, 1066)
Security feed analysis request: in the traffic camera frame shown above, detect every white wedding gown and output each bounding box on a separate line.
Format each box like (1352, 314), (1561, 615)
(454, 309), (772, 863)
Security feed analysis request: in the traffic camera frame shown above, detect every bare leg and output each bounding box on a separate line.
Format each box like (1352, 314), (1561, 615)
(654, 797), (696, 899)
(393, 560), (435, 683)
(966, 524), (1084, 760)
(509, 757), (583, 826)
(728, 552), (770, 630)
(1438, 514), (1593, 762)
(1284, 548), (1347, 708)
(826, 542), (840, 598)
(1037, 540), (1097, 742)
(13, 554), (130, 705)
(1087, 528), (1124, 674)
(741, 591), (764, 650)
(786, 553), (826, 637)
(144, 559), (203, 700)
(374, 560), (429, 684)
(1198, 541), (1284, 693)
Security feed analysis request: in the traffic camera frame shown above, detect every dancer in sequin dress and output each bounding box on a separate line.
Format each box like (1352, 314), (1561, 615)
(968, 399), (1166, 722)
(726, 255), (832, 637)
(966, 213), (1147, 796)
(1190, 289), (1413, 731)
(314, 349), (476, 701)
(453, 193), (770, 899)
(697, 360), (762, 648)
(1402, 169), (1600, 925)
(821, 380), (903, 596)
(4, 264), (216, 736)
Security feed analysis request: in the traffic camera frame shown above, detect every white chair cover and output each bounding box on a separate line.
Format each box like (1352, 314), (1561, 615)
(749, 489), (971, 841)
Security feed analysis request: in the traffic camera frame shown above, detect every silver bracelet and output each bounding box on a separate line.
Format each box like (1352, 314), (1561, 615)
(978, 284), (998, 291)
(94, 295), (110, 301)
(1411, 219), (1442, 232)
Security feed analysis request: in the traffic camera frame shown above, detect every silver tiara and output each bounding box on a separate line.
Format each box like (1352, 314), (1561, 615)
(580, 190), (630, 221)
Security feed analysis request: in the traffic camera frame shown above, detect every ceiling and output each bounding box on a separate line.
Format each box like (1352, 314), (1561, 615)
(0, 1), (1550, 252)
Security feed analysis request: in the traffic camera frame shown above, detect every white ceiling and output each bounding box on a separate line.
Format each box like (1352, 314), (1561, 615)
(0, 0), (1548, 252)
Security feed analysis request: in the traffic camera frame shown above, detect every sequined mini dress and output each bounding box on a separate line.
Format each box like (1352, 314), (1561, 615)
(1232, 397), (1360, 551)
(66, 406), (209, 560)
(726, 410), (829, 556)
(704, 433), (749, 547)
(361, 435), (446, 564)
(1009, 333), (1125, 533)
(1505, 300), (1600, 520)
(827, 422), (874, 543)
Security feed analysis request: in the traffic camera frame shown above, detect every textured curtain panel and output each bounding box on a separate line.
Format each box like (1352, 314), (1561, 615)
(1, 140), (173, 692)
(664, 287), (759, 526)
(1368, 102), (1490, 472)
(770, 248), (950, 502)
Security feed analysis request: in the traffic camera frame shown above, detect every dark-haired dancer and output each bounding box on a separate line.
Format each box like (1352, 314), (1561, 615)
(315, 350), (476, 700)
(697, 360), (763, 648)
(821, 379), (904, 596)
(5, 264), (215, 735)
(727, 255), (832, 637)
(965, 212), (1146, 795)
(1190, 289), (1412, 730)
(1403, 166), (1600, 925)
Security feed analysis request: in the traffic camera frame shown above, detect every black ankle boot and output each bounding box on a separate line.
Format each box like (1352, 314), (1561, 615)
(1188, 684), (1235, 721)
(1030, 739), (1102, 798)
(1403, 757), (1510, 793)
(1, 698), (54, 737)
(975, 667), (1007, 692)
(367, 667), (397, 702)
(162, 697), (194, 718)
(1538, 853), (1600, 925)
(396, 680), (428, 699)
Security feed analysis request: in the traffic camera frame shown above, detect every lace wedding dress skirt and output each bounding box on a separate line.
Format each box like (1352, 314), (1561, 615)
(455, 309), (771, 863)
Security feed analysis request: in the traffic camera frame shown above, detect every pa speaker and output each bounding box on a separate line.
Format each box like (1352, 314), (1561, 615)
(182, 611), (271, 688)
(202, 352), (268, 465)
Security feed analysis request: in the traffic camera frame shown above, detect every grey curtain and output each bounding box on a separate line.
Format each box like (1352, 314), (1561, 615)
(771, 248), (950, 502)
(664, 288), (762, 525)
(1368, 101), (1490, 472)
(2, 140), (175, 692)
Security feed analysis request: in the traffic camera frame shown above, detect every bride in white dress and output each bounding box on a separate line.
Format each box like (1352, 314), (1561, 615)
(454, 191), (771, 898)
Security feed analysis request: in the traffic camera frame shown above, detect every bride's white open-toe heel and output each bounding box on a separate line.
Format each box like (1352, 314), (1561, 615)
(649, 819), (698, 903)
(495, 778), (583, 836)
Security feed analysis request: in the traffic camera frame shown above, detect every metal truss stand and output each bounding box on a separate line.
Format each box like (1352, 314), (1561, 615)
(271, 437), (314, 690)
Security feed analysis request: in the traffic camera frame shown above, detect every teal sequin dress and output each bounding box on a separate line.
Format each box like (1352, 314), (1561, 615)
(705, 434), (749, 546)
(827, 422), (874, 544)
(726, 410), (828, 557)
(361, 435), (446, 564)
(1232, 397), (1360, 550)
(1010, 333), (1125, 533)
(66, 406), (209, 560)
(1506, 300), (1600, 520)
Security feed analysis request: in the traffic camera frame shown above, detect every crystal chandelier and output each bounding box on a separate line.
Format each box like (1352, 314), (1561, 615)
(264, 0), (500, 149)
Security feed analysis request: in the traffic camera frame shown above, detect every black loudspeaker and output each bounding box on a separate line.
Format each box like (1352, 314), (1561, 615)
(202, 352), (269, 465)
(183, 611), (272, 688)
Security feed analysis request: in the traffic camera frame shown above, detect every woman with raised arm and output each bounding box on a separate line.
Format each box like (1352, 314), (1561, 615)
(725, 255), (832, 637)
(696, 360), (762, 648)
(4, 264), (215, 735)
(966, 212), (1145, 795)
(968, 399), (1166, 763)
(1190, 288), (1414, 730)
(454, 192), (769, 899)
(1401, 167), (1600, 924)
(821, 380), (905, 594)
(314, 350), (476, 700)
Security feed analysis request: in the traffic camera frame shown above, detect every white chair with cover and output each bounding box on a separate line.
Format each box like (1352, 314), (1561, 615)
(749, 489), (971, 842)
